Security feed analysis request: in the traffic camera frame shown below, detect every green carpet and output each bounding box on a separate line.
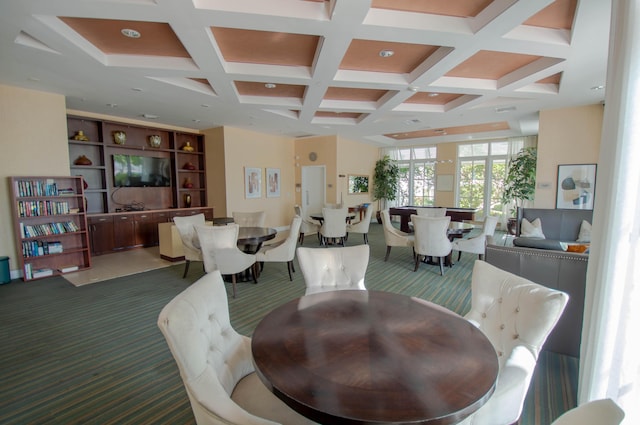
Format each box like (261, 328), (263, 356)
(0, 223), (577, 424)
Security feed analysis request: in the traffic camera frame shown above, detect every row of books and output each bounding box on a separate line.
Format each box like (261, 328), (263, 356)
(15, 179), (62, 197)
(20, 221), (80, 238)
(17, 200), (73, 217)
(24, 264), (79, 280)
(22, 240), (63, 258)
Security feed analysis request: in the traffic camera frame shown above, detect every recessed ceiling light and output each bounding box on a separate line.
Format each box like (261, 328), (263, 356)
(591, 85), (605, 91)
(121, 28), (141, 39)
(143, 113), (158, 119)
(265, 83), (277, 89)
(106, 103), (117, 108)
(192, 119), (201, 123)
(495, 106), (517, 113)
(427, 93), (439, 97)
(379, 49), (394, 58)
(408, 85), (419, 92)
(132, 87), (143, 92)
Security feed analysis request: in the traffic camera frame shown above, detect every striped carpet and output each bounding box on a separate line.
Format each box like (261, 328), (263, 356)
(0, 223), (578, 424)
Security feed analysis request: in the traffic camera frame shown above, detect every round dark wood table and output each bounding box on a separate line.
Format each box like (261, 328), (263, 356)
(251, 290), (498, 425)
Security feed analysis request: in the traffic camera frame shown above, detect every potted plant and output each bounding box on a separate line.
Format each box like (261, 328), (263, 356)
(373, 155), (400, 223)
(501, 147), (537, 234)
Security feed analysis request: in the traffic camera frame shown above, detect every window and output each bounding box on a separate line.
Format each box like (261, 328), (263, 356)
(395, 147), (437, 206)
(457, 140), (522, 218)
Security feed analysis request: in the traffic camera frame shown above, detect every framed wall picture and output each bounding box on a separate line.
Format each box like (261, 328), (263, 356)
(556, 164), (597, 209)
(266, 168), (280, 198)
(245, 167), (262, 199)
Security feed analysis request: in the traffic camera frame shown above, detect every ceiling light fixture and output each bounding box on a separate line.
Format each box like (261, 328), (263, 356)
(408, 85), (419, 92)
(495, 106), (517, 113)
(591, 85), (605, 91)
(143, 113), (158, 119)
(379, 49), (394, 58)
(106, 103), (117, 108)
(132, 87), (143, 92)
(121, 28), (141, 39)
(427, 93), (439, 97)
(265, 83), (277, 89)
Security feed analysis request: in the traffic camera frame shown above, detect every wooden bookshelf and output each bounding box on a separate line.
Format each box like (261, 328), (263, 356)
(9, 176), (91, 281)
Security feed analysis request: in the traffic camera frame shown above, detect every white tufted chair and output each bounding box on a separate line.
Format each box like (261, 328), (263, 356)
(411, 215), (452, 275)
(452, 215), (499, 261)
(347, 204), (374, 244)
(550, 399), (624, 425)
(195, 224), (257, 298)
(157, 270), (317, 425)
(319, 207), (348, 246)
(460, 260), (569, 425)
(232, 211), (266, 227)
(173, 213), (206, 278)
(380, 209), (414, 261)
(294, 205), (320, 244)
(297, 245), (369, 295)
(255, 216), (302, 281)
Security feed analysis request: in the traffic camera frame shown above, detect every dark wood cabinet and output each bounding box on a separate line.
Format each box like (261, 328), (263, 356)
(88, 215), (115, 255)
(87, 207), (213, 255)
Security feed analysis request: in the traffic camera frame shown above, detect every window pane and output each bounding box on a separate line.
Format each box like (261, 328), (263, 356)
(397, 149), (412, 160)
(458, 160), (486, 216)
(398, 164), (410, 206)
(413, 147), (436, 159)
(491, 141), (509, 155)
(490, 159), (507, 216)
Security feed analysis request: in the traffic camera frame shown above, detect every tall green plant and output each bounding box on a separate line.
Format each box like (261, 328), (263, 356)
(373, 155), (399, 211)
(501, 147), (537, 215)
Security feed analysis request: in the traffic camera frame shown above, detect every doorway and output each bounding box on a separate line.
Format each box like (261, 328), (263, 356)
(301, 165), (326, 216)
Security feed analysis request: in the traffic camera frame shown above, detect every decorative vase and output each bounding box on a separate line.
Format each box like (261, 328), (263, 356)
(184, 194), (192, 208)
(148, 135), (162, 148)
(73, 130), (89, 141)
(181, 141), (195, 152)
(113, 131), (126, 145)
(74, 155), (92, 166)
(183, 178), (194, 189)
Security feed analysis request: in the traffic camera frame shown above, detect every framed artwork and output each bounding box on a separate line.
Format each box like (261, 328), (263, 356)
(266, 168), (281, 198)
(245, 167), (262, 199)
(556, 164), (597, 209)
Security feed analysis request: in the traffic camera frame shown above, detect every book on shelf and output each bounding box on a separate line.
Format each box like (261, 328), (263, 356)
(32, 268), (54, 279)
(58, 265), (79, 273)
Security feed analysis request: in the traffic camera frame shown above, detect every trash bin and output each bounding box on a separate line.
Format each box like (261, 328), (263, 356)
(0, 256), (10, 284)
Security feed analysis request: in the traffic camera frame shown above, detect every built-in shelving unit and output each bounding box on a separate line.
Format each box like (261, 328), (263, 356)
(9, 176), (91, 281)
(66, 116), (207, 213)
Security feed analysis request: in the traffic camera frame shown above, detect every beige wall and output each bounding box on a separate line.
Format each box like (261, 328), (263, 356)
(294, 135), (338, 204)
(435, 143), (457, 207)
(202, 126), (226, 216)
(0, 85), (69, 275)
(337, 136), (377, 208)
(535, 104), (604, 208)
(221, 127), (295, 228)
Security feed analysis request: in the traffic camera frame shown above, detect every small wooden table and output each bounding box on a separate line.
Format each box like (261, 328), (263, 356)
(237, 227), (276, 281)
(252, 290), (498, 425)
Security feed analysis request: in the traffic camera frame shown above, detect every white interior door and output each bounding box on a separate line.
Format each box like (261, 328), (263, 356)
(301, 166), (325, 216)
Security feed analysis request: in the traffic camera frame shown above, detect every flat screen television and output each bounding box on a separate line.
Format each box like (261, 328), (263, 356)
(113, 154), (171, 187)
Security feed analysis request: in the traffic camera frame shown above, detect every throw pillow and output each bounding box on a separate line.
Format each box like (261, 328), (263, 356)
(577, 220), (592, 243)
(567, 244), (589, 253)
(520, 218), (545, 238)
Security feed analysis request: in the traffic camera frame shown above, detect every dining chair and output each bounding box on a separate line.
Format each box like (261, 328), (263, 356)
(459, 260), (569, 425)
(157, 270), (316, 425)
(347, 204), (374, 244)
(297, 245), (369, 295)
(255, 215), (302, 281)
(380, 209), (414, 261)
(232, 211), (266, 227)
(294, 205), (320, 244)
(195, 223), (257, 298)
(451, 215), (499, 261)
(550, 399), (624, 425)
(172, 213), (206, 278)
(411, 215), (452, 275)
(319, 207), (348, 246)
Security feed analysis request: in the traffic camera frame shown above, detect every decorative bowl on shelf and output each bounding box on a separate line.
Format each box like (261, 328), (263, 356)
(74, 155), (92, 166)
(149, 135), (162, 148)
(183, 178), (194, 189)
(112, 130), (126, 145)
(181, 141), (195, 152)
(183, 162), (196, 170)
(73, 130), (89, 141)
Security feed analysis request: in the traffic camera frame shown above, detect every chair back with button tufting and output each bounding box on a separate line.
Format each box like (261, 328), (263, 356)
(460, 260), (569, 425)
(297, 245), (369, 296)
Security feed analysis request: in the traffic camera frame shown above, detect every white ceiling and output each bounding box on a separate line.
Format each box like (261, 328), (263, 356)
(0, 0), (611, 146)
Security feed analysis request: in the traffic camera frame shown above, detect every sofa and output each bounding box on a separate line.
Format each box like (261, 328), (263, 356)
(485, 243), (588, 357)
(513, 207), (593, 251)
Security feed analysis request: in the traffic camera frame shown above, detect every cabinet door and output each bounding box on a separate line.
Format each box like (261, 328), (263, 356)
(113, 215), (137, 249)
(135, 213), (157, 247)
(88, 216), (115, 255)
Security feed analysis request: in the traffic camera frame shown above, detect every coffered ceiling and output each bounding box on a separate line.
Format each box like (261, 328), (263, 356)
(0, 0), (611, 146)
